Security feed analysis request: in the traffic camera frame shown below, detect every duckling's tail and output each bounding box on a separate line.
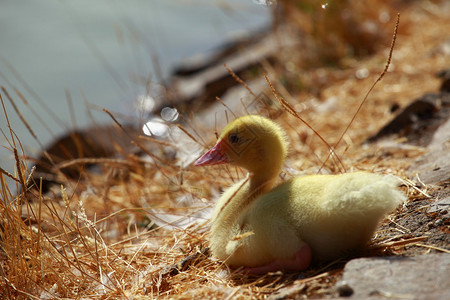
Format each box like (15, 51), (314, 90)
(323, 172), (406, 218)
(302, 172), (406, 261)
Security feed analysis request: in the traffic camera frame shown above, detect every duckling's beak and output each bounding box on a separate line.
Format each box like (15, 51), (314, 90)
(194, 140), (228, 166)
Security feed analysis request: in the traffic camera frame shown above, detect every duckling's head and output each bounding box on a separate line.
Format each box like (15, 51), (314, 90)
(195, 115), (288, 177)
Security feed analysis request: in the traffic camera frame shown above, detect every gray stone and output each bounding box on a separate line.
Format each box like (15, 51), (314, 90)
(410, 118), (450, 185)
(428, 196), (450, 213)
(336, 253), (450, 299)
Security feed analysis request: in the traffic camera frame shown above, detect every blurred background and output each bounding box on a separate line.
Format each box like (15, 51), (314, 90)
(3, 0), (443, 192)
(0, 0), (271, 178)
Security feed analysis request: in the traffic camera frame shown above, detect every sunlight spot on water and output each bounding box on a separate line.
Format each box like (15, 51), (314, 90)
(142, 118), (169, 137)
(252, 0), (276, 7)
(321, 3), (328, 9)
(161, 107), (179, 122)
(135, 94), (155, 113)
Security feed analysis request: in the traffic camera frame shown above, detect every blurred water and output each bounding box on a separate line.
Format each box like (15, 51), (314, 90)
(0, 0), (270, 187)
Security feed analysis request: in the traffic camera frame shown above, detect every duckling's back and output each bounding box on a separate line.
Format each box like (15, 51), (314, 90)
(251, 171), (406, 262)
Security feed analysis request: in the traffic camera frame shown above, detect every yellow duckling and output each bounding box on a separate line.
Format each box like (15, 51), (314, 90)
(195, 115), (405, 274)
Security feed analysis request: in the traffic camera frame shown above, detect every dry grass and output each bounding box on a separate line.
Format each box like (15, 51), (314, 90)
(1, 1), (449, 299)
(277, 0), (396, 63)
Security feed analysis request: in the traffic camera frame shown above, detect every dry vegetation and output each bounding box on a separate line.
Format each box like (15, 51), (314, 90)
(1, 1), (449, 299)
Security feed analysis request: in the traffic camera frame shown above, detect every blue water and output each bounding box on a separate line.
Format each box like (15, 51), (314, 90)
(0, 0), (271, 186)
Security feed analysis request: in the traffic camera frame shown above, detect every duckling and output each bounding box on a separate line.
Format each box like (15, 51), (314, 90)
(195, 115), (405, 274)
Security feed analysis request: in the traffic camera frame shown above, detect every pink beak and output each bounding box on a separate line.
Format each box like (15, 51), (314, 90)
(194, 140), (228, 166)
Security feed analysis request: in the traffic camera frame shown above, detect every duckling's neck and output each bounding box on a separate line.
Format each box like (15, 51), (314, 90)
(248, 170), (279, 197)
(214, 171), (277, 223)
(215, 161), (283, 223)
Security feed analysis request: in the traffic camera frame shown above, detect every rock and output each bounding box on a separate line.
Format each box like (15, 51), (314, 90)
(409, 117), (450, 185)
(437, 69), (450, 93)
(428, 196), (450, 213)
(266, 281), (306, 300)
(192, 76), (273, 131)
(336, 281), (354, 297)
(336, 253), (450, 299)
(170, 30), (278, 104)
(167, 26), (297, 114)
(366, 71), (450, 186)
(367, 92), (450, 147)
(31, 123), (139, 193)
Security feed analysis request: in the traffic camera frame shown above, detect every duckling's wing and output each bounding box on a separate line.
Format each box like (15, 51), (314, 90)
(320, 172), (405, 218)
(288, 172), (406, 260)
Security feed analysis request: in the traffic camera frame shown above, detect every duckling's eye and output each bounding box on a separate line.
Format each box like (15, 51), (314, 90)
(229, 133), (240, 144)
